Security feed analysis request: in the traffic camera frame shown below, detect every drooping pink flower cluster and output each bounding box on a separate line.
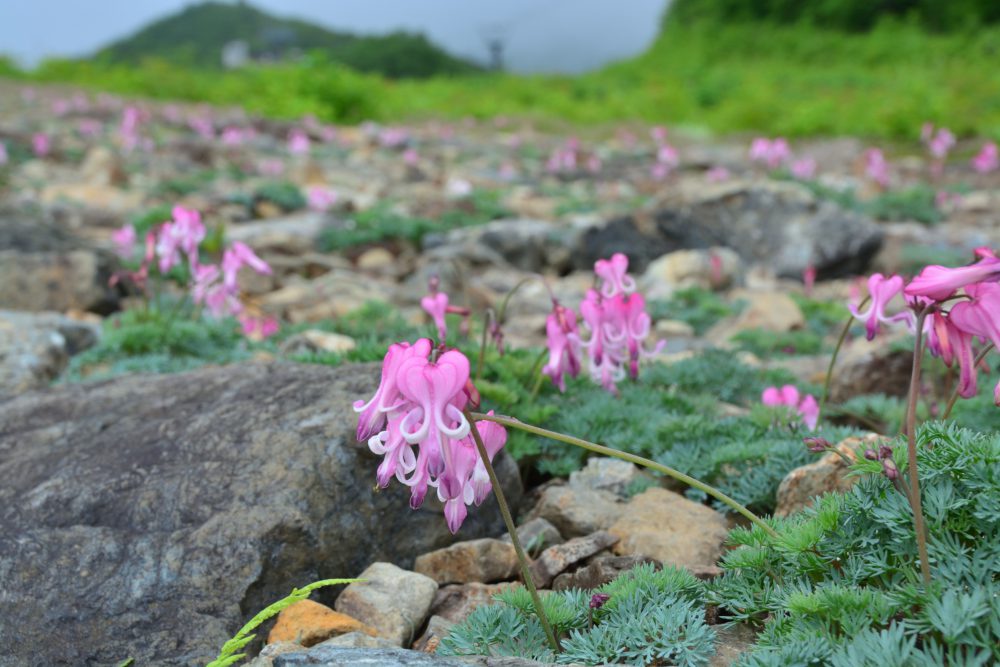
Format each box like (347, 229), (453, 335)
(972, 142), (998, 174)
(749, 137), (790, 169)
(865, 148), (891, 188)
(355, 340), (507, 533)
(851, 248), (1000, 404)
(651, 144), (679, 180)
(762, 385), (820, 430)
(288, 129), (311, 155)
(790, 157), (817, 180)
(544, 253), (664, 394)
(420, 276), (470, 343)
(307, 186), (338, 212)
(112, 207), (275, 337)
(922, 123), (955, 160)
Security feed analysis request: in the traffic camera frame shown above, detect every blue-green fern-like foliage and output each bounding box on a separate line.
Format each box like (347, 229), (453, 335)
(708, 422), (1000, 666)
(439, 564), (717, 666)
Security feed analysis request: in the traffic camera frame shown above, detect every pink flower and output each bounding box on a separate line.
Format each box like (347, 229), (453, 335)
(222, 241), (271, 290)
(705, 166), (730, 182)
(257, 158), (285, 177)
(972, 142), (998, 174)
(749, 137), (789, 169)
(307, 186), (337, 212)
(926, 126), (955, 160)
(238, 314), (280, 340)
(928, 311), (978, 399)
(594, 253), (637, 298)
(790, 157), (817, 180)
(156, 207), (206, 273)
(803, 264), (816, 297)
(288, 129), (311, 155)
(354, 339), (433, 441)
(112, 224), (137, 259)
(587, 155), (602, 174)
(656, 144), (679, 168)
(865, 149), (890, 188)
(850, 274), (911, 340)
(77, 119), (102, 139)
(191, 264), (242, 318)
(542, 304), (582, 392)
(651, 125), (668, 145)
(0, 141), (8, 166)
(905, 252), (1000, 301)
(761, 385), (820, 430)
(32, 133), (50, 157)
(421, 292), (450, 343)
(403, 149), (419, 166)
(948, 282), (1000, 403)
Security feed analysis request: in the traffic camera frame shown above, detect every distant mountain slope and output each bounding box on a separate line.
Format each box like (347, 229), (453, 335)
(93, 1), (480, 78)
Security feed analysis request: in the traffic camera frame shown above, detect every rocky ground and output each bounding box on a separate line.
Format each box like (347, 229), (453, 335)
(1, 81), (998, 666)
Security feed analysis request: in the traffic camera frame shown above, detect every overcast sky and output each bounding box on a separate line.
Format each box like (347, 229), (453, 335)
(0, 0), (668, 73)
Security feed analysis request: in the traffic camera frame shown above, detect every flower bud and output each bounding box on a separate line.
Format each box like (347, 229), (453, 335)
(864, 448), (879, 461)
(804, 436), (831, 453)
(878, 445), (894, 461)
(589, 593), (611, 609)
(881, 458), (899, 481)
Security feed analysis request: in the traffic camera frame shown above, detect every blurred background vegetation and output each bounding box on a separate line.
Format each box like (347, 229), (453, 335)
(3, 0), (999, 138)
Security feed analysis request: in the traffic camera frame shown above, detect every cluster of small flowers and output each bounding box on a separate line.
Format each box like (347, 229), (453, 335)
(851, 247), (1000, 404)
(865, 148), (891, 188)
(543, 253), (664, 394)
(354, 339), (507, 533)
(864, 443), (900, 481)
(749, 136), (816, 179)
(761, 385), (819, 431)
(112, 206), (276, 338)
(972, 142), (998, 174)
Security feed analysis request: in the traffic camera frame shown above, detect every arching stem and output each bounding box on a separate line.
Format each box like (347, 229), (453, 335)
(820, 296), (869, 418)
(470, 412), (778, 538)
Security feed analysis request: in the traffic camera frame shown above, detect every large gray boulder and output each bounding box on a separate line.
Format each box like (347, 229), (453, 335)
(577, 179), (883, 276)
(0, 362), (521, 666)
(0, 310), (100, 398)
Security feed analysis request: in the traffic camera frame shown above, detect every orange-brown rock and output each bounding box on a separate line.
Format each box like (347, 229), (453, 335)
(267, 599), (377, 647)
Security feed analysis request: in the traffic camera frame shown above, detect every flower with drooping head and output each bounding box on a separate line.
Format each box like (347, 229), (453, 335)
(904, 250), (1000, 301)
(542, 304), (582, 392)
(594, 253), (636, 298)
(762, 385), (820, 430)
(849, 273), (911, 340)
(359, 341), (505, 532)
(749, 137), (789, 169)
(948, 282), (1000, 404)
(239, 313), (280, 340)
(422, 291), (449, 343)
(590, 593), (611, 609)
(156, 206), (206, 273)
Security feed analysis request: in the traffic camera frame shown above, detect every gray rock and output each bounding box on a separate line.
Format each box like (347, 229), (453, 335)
(529, 531), (619, 588)
(575, 179), (882, 277)
(552, 555), (661, 591)
(320, 632), (398, 650)
(526, 484), (624, 538)
(0, 362), (521, 665)
(0, 310), (100, 398)
(274, 645), (555, 666)
(334, 563), (438, 647)
(423, 219), (574, 273)
(0, 206), (119, 313)
(568, 457), (642, 498)
(499, 518), (563, 557)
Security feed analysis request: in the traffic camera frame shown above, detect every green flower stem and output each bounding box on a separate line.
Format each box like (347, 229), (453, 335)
(941, 342), (994, 420)
(904, 309), (932, 585)
(820, 295), (869, 418)
(470, 411), (779, 539)
(462, 409), (559, 653)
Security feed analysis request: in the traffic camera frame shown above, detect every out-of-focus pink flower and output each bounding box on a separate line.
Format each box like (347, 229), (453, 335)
(925, 125), (955, 160)
(928, 310), (978, 399)
(657, 144), (679, 168)
(865, 148), (890, 188)
(935, 190), (962, 213)
(705, 166), (730, 182)
(378, 127), (409, 148)
(761, 385), (820, 430)
(790, 157), (817, 180)
(905, 251), (1000, 301)
(307, 186), (337, 212)
(222, 241), (271, 290)
(749, 137), (789, 168)
(238, 314), (280, 340)
(191, 264), (242, 318)
(288, 129), (311, 155)
(221, 126), (253, 146)
(32, 133), (50, 157)
(803, 264), (816, 296)
(651, 125), (667, 145)
(577, 254), (664, 393)
(587, 155), (602, 174)
(402, 148), (419, 166)
(421, 291), (450, 343)
(257, 158), (285, 177)
(77, 119), (102, 139)
(188, 115), (215, 139)
(0, 141), (7, 166)
(112, 224), (136, 259)
(850, 273), (911, 340)
(51, 99), (70, 116)
(542, 304), (581, 392)
(972, 142), (998, 174)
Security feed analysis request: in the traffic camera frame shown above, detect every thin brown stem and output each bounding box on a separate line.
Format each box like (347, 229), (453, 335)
(905, 309), (932, 585)
(471, 412), (779, 538)
(463, 409), (559, 653)
(941, 343), (995, 420)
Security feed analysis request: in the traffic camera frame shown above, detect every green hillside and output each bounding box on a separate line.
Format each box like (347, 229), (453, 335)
(93, 1), (479, 78)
